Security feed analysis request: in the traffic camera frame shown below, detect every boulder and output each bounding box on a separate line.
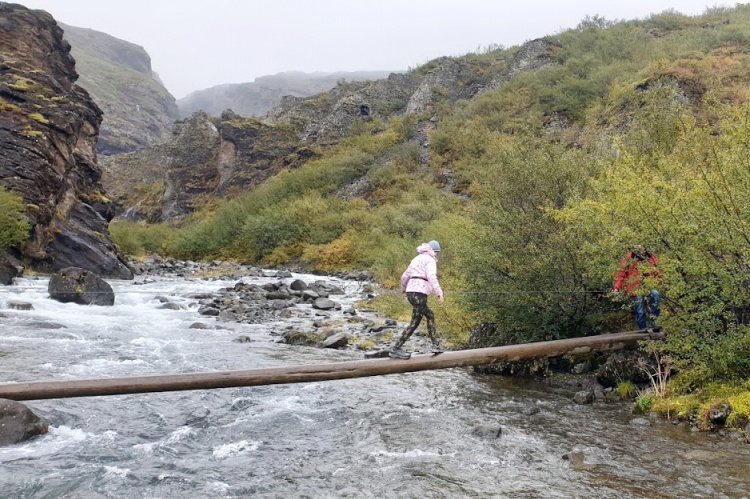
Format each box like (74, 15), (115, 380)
(48, 267), (115, 306)
(322, 332), (350, 349)
(312, 298), (336, 310)
(0, 254), (23, 285)
(0, 399), (49, 446)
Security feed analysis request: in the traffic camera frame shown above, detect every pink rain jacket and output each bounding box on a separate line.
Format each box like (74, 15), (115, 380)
(400, 243), (443, 298)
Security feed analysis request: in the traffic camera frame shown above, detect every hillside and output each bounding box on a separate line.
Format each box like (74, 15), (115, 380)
(59, 23), (179, 155)
(107, 5), (750, 422)
(176, 70), (394, 118)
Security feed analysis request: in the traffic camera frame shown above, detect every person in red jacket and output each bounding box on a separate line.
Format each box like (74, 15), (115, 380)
(612, 245), (662, 330)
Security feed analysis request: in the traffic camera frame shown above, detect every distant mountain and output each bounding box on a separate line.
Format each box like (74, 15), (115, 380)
(60, 23), (179, 155)
(176, 71), (395, 118)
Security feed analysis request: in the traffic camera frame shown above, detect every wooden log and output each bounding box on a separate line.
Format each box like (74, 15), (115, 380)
(0, 330), (663, 401)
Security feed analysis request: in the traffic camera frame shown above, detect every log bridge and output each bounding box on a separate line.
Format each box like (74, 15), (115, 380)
(0, 330), (663, 401)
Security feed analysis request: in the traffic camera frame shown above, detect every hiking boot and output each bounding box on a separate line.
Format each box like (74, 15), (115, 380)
(431, 343), (444, 354)
(388, 348), (411, 360)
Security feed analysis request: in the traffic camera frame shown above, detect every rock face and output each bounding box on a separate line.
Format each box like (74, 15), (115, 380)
(48, 267), (115, 305)
(59, 23), (179, 156)
(0, 3), (133, 279)
(101, 110), (314, 222)
(177, 70), (394, 119)
(0, 399), (49, 446)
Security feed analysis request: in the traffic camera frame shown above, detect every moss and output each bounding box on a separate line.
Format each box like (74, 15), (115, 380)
(8, 76), (39, 93)
(726, 392), (750, 427)
(28, 112), (49, 125)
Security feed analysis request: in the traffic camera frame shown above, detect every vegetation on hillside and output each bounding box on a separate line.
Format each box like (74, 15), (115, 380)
(110, 5), (750, 428)
(0, 188), (29, 252)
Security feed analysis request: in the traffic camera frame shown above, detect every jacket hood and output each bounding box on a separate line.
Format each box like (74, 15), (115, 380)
(416, 243), (437, 258)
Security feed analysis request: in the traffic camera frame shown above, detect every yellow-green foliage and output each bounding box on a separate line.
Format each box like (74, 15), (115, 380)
(109, 220), (178, 257)
(27, 112), (49, 125)
(616, 381), (638, 400)
(0, 188), (30, 251)
(0, 97), (23, 115)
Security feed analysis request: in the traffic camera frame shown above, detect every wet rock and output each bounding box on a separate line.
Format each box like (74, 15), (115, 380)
(573, 390), (594, 405)
(595, 351), (649, 387)
(7, 301), (33, 311)
(48, 267), (115, 306)
(343, 307), (357, 316)
(312, 298), (336, 310)
(158, 302), (184, 310)
(0, 399), (49, 446)
(290, 279), (308, 291)
(322, 332), (350, 349)
(233, 336), (253, 343)
(198, 305), (220, 316)
(189, 322), (209, 329)
(471, 424), (503, 439)
(630, 418), (651, 426)
(282, 330), (324, 346)
(0, 254), (23, 285)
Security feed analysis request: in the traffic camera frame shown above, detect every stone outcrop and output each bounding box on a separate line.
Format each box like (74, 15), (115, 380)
(0, 3), (133, 279)
(0, 399), (49, 446)
(0, 253), (23, 285)
(48, 267), (115, 305)
(483, 38), (554, 92)
(101, 110), (314, 221)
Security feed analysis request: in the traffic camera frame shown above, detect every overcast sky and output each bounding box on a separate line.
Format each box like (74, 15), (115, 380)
(16, 0), (736, 99)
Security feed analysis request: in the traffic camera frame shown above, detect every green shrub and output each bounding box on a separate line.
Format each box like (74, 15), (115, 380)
(0, 188), (29, 251)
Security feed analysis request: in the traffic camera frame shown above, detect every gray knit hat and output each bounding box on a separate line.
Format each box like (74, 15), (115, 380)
(428, 240), (441, 252)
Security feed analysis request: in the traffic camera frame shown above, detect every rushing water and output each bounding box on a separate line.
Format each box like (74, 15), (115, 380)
(0, 273), (749, 499)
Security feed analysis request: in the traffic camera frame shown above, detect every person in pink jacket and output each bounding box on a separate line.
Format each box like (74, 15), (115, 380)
(389, 240), (445, 359)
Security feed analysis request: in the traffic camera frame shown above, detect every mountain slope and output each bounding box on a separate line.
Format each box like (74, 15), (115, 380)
(176, 70), (394, 118)
(60, 23), (179, 155)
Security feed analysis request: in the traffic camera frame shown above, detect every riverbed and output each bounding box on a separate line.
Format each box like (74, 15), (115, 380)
(1, 271), (749, 498)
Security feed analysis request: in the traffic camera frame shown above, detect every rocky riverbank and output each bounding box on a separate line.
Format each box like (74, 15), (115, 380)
(130, 256), (441, 355)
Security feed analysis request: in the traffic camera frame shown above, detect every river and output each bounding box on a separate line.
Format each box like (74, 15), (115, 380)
(0, 271), (749, 498)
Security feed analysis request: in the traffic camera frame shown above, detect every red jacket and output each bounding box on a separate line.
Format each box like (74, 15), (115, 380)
(613, 252), (662, 296)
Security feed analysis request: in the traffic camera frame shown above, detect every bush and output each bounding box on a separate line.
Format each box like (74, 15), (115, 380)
(0, 188), (29, 251)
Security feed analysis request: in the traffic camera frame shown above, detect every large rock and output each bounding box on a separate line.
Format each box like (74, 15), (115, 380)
(48, 267), (115, 305)
(0, 4), (133, 280)
(0, 253), (23, 285)
(0, 399), (49, 446)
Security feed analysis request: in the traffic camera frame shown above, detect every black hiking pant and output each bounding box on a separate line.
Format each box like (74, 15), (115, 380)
(393, 292), (438, 349)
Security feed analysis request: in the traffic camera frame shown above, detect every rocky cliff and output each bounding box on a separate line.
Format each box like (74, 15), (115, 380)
(59, 23), (180, 156)
(0, 3), (132, 279)
(101, 43), (553, 222)
(100, 110), (314, 222)
(176, 70), (394, 119)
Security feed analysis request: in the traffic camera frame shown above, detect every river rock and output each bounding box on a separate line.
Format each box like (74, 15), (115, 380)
(0, 254), (23, 285)
(471, 424), (503, 439)
(0, 399), (49, 446)
(322, 332), (350, 349)
(312, 298), (336, 310)
(8, 301), (33, 311)
(48, 267), (115, 306)
(290, 279), (308, 291)
(573, 390), (594, 405)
